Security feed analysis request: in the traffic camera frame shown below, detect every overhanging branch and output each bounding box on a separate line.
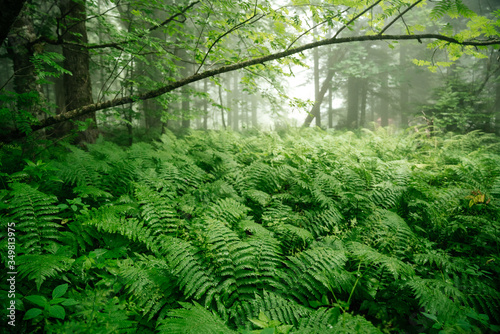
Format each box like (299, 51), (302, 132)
(2, 33), (499, 143)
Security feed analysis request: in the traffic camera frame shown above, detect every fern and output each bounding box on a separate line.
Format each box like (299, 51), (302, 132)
(7, 182), (61, 253)
(235, 290), (312, 329)
(347, 242), (415, 281)
(17, 252), (73, 290)
(119, 255), (178, 320)
(158, 302), (237, 334)
(134, 183), (181, 237)
(282, 247), (350, 305)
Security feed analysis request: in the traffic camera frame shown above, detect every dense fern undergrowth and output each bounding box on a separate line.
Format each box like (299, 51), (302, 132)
(1, 128), (500, 333)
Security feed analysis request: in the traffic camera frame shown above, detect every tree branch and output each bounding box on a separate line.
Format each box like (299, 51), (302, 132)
(195, 10), (265, 74)
(378, 0), (423, 35)
(2, 33), (499, 143)
(37, 1), (200, 51)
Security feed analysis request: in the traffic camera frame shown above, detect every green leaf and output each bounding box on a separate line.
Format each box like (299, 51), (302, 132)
(249, 318), (268, 329)
(23, 308), (43, 320)
(422, 312), (438, 321)
(25, 295), (48, 308)
(261, 329), (275, 334)
(50, 297), (66, 305)
(52, 283), (68, 299)
(61, 298), (79, 306)
(49, 305), (65, 320)
(258, 311), (270, 323)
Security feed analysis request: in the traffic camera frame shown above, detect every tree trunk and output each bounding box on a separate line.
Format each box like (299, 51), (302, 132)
(347, 76), (359, 129)
(7, 12), (46, 140)
(232, 71), (239, 131)
(203, 80), (208, 130)
(379, 72), (389, 127)
(59, 0), (97, 144)
(251, 97), (258, 128)
(0, 0), (27, 47)
(302, 49), (345, 127)
(218, 83), (226, 129)
(359, 79), (368, 128)
(399, 44), (409, 128)
(494, 76), (500, 135)
(313, 40), (321, 127)
(328, 85), (334, 128)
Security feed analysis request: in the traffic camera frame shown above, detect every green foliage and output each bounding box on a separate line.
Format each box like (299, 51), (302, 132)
(1, 129), (500, 333)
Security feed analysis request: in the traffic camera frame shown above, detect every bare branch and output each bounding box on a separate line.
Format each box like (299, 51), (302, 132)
(333, 0), (383, 39)
(195, 11), (265, 74)
(378, 0), (423, 35)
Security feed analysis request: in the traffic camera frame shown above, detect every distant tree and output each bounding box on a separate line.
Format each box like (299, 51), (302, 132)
(1, 0), (499, 144)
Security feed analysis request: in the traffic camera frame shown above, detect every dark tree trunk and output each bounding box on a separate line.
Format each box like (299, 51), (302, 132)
(0, 0), (27, 47)
(59, 0), (98, 144)
(7, 12), (46, 140)
(494, 77), (500, 135)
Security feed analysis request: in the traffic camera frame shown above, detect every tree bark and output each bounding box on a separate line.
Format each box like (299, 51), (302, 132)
(2, 33), (499, 143)
(59, 0), (98, 144)
(302, 50), (345, 127)
(313, 38), (321, 127)
(232, 71), (239, 131)
(7, 12), (46, 140)
(0, 0), (27, 47)
(359, 79), (368, 128)
(399, 44), (409, 128)
(347, 76), (359, 129)
(379, 72), (389, 127)
(328, 85), (334, 128)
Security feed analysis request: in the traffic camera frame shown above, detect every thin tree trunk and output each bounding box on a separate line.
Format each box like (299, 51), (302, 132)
(347, 76), (359, 129)
(218, 83), (226, 129)
(313, 38), (321, 127)
(203, 80), (208, 130)
(232, 71), (239, 131)
(359, 79), (368, 128)
(251, 97), (258, 128)
(399, 44), (409, 128)
(328, 85), (333, 128)
(302, 50), (345, 127)
(379, 72), (389, 127)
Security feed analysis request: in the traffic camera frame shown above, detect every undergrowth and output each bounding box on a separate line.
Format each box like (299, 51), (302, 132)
(1, 128), (499, 333)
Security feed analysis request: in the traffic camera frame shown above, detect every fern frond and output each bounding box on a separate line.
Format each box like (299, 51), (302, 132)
(156, 235), (217, 303)
(347, 242), (415, 280)
(158, 302), (237, 334)
(236, 290), (312, 328)
(367, 210), (417, 256)
(134, 183), (181, 237)
(8, 182), (61, 253)
(406, 277), (463, 322)
(282, 247), (349, 304)
(119, 256), (177, 320)
(17, 253), (74, 290)
(205, 198), (250, 228)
